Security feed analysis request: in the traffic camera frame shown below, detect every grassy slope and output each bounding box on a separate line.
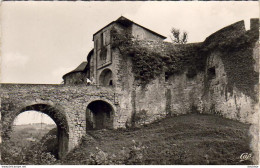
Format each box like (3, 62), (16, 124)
(62, 114), (252, 165)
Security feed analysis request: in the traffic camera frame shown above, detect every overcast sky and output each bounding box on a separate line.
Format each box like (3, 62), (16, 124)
(1, 1), (259, 85)
(14, 111), (55, 125)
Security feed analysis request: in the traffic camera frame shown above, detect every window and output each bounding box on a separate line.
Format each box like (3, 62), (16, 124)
(100, 32), (104, 48)
(208, 67), (216, 80)
(109, 80), (113, 86)
(95, 39), (99, 50)
(100, 47), (107, 61)
(104, 30), (110, 46)
(165, 72), (170, 81)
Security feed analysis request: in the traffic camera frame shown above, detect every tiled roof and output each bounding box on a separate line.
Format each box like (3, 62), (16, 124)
(62, 62), (88, 79)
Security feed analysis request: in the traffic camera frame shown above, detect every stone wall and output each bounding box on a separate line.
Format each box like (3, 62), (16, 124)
(114, 19), (259, 127)
(113, 45), (135, 128)
(201, 19), (259, 123)
(203, 20), (246, 49)
(202, 43), (258, 123)
(166, 71), (205, 115)
(123, 70), (204, 127)
(0, 84), (120, 157)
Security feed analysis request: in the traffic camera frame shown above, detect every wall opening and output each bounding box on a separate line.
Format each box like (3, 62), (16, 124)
(10, 111), (58, 158)
(165, 72), (170, 82)
(101, 32), (104, 47)
(86, 100), (114, 130)
(99, 69), (113, 86)
(109, 80), (113, 86)
(9, 104), (69, 160)
(208, 67), (216, 80)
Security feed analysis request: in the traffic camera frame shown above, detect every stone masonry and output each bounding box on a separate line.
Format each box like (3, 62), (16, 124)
(1, 16), (259, 158)
(0, 84), (121, 158)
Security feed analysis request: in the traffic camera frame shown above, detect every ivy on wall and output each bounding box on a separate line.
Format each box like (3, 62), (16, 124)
(111, 27), (204, 86)
(111, 25), (258, 100)
(203, 29), (259, 100)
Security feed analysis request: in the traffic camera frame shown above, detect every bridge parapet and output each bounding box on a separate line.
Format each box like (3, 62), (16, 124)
(1, 83), (115, 93)
(1, 83), (120, 108)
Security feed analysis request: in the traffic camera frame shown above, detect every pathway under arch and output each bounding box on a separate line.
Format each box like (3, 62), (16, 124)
(86, 100), (114, 130)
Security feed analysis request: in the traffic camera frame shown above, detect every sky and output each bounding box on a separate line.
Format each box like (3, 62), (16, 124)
(1, 1), (259, 125)
(1, 1), (259, 84)
(14, 111), (55, 125)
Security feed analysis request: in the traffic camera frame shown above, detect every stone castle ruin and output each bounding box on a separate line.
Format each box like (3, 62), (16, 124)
(1, 16), (259, 158)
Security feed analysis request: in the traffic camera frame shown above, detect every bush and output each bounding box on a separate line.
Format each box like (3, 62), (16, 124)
(86, 140), (146, 165)
(133, 110), (149, 126)
(1, 135), (57, 165)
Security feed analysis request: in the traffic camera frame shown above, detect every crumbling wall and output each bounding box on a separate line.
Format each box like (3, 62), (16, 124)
(202, 19), (259, 123)
(116, 19), (258, 127)
(114, 38), (205, 126)
(203, 20), (246, 49)
(119, 69), (204, 127)
(133, 76), (167, 126)
(166, 71), (204, 116)
(203, 44), (258, 123)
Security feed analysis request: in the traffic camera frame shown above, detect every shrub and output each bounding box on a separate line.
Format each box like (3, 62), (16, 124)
(133, 110), (149, 126)
(85, 140), (146, 165)
(1, 135), (57, 165)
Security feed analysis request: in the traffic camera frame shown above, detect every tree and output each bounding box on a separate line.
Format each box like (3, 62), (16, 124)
(170, 28), (188, 44)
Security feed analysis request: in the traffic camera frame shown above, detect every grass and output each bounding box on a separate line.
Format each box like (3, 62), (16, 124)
(62, 113), (252, 165)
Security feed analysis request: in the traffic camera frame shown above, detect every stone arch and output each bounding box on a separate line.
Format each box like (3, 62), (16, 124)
(99, 68), (113, 86)
(9, 103), (69, 159)
(86, 99), (115, 130)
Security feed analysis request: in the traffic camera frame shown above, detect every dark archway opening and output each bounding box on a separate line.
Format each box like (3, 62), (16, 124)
(86, 100), (114, 130)
(11, 104), (69, 160)
(99, 69), (113, 86)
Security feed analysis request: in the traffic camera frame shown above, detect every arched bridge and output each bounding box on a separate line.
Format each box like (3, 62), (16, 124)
(0, 84), (121, 159)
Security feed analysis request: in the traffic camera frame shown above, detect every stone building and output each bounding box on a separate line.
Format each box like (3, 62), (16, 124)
(64, 16), (166, 86)
(1, 16), (258, 157)
(64, 16), (259, 128)
(63, 62), (89, 85)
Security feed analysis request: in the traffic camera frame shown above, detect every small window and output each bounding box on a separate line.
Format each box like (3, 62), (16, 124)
(104, 30), (110, 46)
(100, 47), (107, 61)
(165, 72), (169, 81)
(109, 80), (113, 86)
(100, 32), (104, 47)
(208, 67), (216, 80)
(95, 39), (99, 50)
